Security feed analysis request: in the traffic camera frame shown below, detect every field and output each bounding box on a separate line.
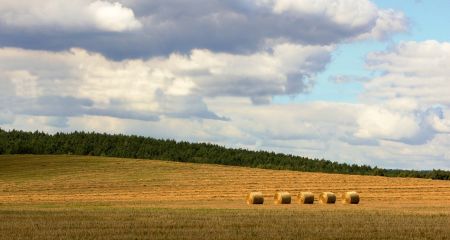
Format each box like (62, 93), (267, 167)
(1, 155), (450, 239)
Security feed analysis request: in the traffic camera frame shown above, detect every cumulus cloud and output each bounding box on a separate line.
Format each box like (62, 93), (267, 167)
(355, 9), (408, 40)
(0, 43), (331, 121)
(351, 98), (450, 146)
(88, 1), (142, 31)
(217, 100), (359, 141)
(355, 105), (420, 141)
(0, 0), (142, 32)
(353, 41), (450, 146)
(178, 43), (333, 102)
(0, 0), (447, 171)
(2, 89), (450, 169)
(352, 103), (447, 145)
(269, 0), (378, 28)
(4, 98), (449, 169)
(0, 0), (405, 59)
(364, 40), (450, 106)
(426, 108), (450, 134)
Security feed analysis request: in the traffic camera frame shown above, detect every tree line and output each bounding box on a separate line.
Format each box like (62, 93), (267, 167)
(0, 128), (448, 180)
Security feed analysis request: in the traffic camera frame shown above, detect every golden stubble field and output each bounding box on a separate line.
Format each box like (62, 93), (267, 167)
(1, 155), (450, 209)
(1, 155), (450, 240)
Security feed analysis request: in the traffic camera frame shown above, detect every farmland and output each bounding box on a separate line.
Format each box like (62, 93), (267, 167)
(1, 155), (450, 239)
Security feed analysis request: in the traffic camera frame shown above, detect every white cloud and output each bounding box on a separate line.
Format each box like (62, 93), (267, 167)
(270, 0), (378, 28)
(355, 105), (420, 141)
(1, 29), (449, 170)
(352, 100), (450, 146)
(7, 70), (40, 97)
(0, 0), (447, 173)
(2, 90), (450, 169)
(207, 98), (359, 141)
(181, 43), (333, 102)
(352, 41), (450, 146)
(88, 1), (142, 32)
(425, 108), (450, 134)
(0, 0), (406, 59)
(364, 40), (450, 106)
(254, 0), (406, 41)
(355, 9), (408, 40)
(3, 98), (448, 170)
(0, 43), (332, 120)
(0, 0), (141, 32)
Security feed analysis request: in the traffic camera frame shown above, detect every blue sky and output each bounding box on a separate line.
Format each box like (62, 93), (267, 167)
(377, 0), (450, 42)
(277, 0), (450, 104)
(1, 0), (450, 170)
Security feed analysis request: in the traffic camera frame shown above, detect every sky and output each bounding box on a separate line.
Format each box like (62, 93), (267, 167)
(1, 0), (450, 170)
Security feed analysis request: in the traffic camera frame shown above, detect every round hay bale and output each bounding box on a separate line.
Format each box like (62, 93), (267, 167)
(342, 191), (360, 204)
(298, 192), (314, 204)
(274, 191), (291, 204)
(319, 192), (336, 204)
(246, 192), (264, 205)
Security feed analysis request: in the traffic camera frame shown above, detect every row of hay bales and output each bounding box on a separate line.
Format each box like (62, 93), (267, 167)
(247, 191), (359, 205)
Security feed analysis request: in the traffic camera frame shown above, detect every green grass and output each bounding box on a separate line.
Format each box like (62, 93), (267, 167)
(1, 208), (449, 240)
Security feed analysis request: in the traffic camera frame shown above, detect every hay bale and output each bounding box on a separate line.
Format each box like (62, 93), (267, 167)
(274, 191), (291, 204)
(319, 192), (336, 204)
(342, 191), (360, 204)
(246, 192), (264, 204)
(298, 192), (314, 204)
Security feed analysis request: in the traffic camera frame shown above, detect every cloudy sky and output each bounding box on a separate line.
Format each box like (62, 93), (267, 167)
(1, 0), (449, 170)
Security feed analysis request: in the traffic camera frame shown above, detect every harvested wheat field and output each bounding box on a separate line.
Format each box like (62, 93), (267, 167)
(1, 155), (450, 240)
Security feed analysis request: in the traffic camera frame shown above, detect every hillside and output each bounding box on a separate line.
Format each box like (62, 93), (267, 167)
(1, 155), (450, 240)
(1, 155), (450, 207)
(1, 129), (449, 179)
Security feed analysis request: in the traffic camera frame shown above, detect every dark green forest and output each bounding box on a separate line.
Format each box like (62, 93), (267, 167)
(0, 129), (449, 180)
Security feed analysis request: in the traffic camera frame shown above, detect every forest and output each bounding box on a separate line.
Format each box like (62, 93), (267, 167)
(0, 128), (449, 180)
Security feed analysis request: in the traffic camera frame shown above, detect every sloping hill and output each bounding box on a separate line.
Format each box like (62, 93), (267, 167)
(1, 155), (449, 208)
(2, 129), (449, 179)
(1, 155), (450, 240)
